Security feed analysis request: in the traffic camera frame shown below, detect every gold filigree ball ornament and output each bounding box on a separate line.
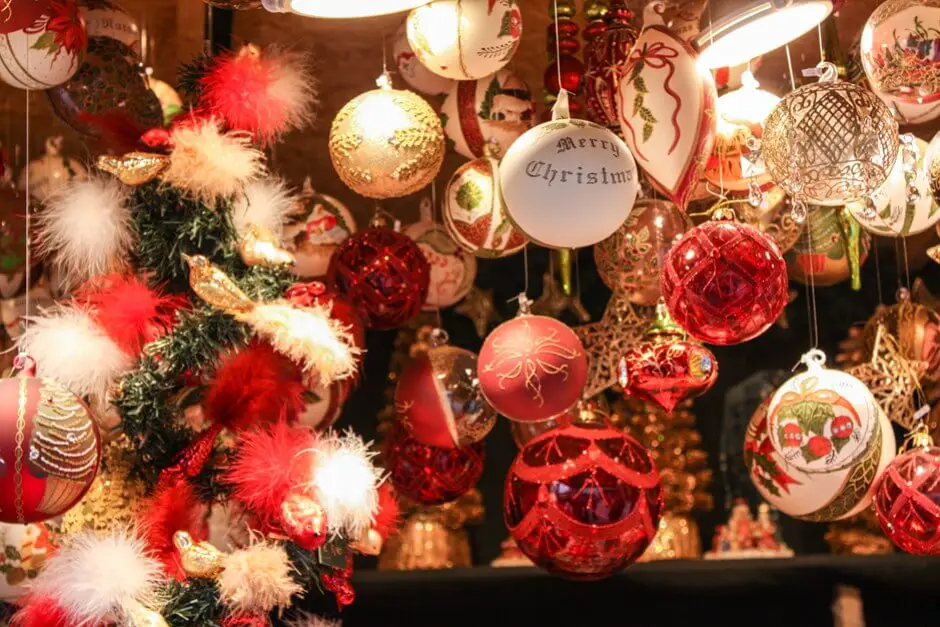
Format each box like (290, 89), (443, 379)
(328, 72), (444, 200)
(500, 92), (639, 249)
(406, 0), (523, 81)
(785, 206), (870, 289)
(477, 296), (588, 422)
(863, 289), (940, 391)
(736, 185), (804, 254)
(444, 156), (527, 258)
(761, 62), (899, 207)
(758, 349), (896, 522)
(594, 198), (691, 306)
(0, 356), (101, 525)
(848, 136), (940, 237)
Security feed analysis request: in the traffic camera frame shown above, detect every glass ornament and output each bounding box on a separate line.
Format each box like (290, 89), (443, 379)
(0, 0), (86, 90)
(504, 417), (662, 579)
(385, 425), (484, 506)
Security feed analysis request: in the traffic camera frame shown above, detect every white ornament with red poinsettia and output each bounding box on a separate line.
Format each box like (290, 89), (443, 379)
(0, 0), (87, 90)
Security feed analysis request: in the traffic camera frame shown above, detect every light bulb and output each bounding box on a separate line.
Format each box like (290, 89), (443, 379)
(263, 0), (432, 18)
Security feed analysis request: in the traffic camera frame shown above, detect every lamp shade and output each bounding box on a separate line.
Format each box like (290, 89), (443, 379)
(262, 0), (431, 18)
(694, 0), (833, 70)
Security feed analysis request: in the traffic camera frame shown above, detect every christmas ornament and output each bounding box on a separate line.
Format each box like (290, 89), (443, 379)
(284, 180), (357, 280)
(576, 290), (654, 398)
(385, 425), (485, 505)
(639, 512), (702, 561)
(541, 0), (584, 118)
(615, 3), (716, 210)
(661, 213), (788, 345)
(736, 185), (804, 255)
(530, 270), (591, 322)
(860, 0), (940, 118)
(785, 207), (870, 289)
(478, 305), (588, 422)
(583, 0), (637, 131)
(17, 137), (87, 203)
(0, 362), (101, 524)
(594, 198), (691, 306)
(873, 425), (940, 555)
(761, 64), (899, 206)
(440, 69), (536, 160)
(0, 0), (86, 90)
(328, 75), (444, 200)
(78, 0), (139, 53)
(0, 518), (62, 601)
(509, 409), (573, 448)
(0, 1), (57, 34)
(47, 36), (163, 149)
(456, 286), (502, 337)
(278, 487), (328, 551)
(406, 0), (522, 81)
(759, 350), (896, 521)
(173, 530), (225, 578)
(849, 324), (927, 431)
(393, 19), (453, 96)
(923, 131), (940, 207)
(656, 0), (707, 42)
(863, 294), (940, 392)
(95, 152), (169, 186)
(619, 301), (718, 413)
(404, 200), (477, 310)
(504, 417), (662, 579)
(705, 71), (778, 192)
(444, 157), (527, 258)
(148, 77), (182, 125)
(327, 227), (430, 330)
(0, 190), (31, 300)
(395, 340), (496, 448)
(848, 137), (940, 237)
(501, 107), (639, 249)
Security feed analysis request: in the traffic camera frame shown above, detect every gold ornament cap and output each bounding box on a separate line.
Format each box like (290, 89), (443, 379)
(645, 299), (686, 341)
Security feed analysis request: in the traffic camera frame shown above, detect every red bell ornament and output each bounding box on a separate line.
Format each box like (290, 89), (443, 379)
(385, 426), (484, 506)
(395, 337), (497, 448)
(478, 305), (588, 422)
(874, 428), (940, 555)
(504, 416), (663, 579)
(619, 301), (718, 413)
(326, 226), (430, 330)
(0, 361), (101, 524)
(661, 212), (788, 346)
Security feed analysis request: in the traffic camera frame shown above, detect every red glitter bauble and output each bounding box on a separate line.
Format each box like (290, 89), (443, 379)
(504, 419), (662, 579)
(385, 426), (484, 506)
(660, 218), (788, 345)
(395, 345), (496, 449)
(0, 372), (101, 524)
(478, 315), (588, 423)
(544, 56), (585, 95)
(873, 445), (940, 555)
(620, 338), (717, 414)
(326, 227), (430, 330)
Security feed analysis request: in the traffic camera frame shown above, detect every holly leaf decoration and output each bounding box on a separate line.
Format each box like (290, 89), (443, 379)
(30, 31), (58, 54)
(479, 76), (502, 120)
(801, 442), (821, 463)
(457, 181), (483, 211)
(832, 435), (850, 454)
(498, 10), (512, 37)
(778, 400), (834, 436)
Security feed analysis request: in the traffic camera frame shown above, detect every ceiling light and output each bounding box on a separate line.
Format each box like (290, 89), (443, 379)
(261, 0), (431, 18)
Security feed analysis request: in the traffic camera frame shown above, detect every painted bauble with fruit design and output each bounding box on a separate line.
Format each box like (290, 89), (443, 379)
(441, 69), (536, 160)
(761, 350), (895, 521)
(785, 207), (871, 288)
(284, 179), (357, 279)
(0, 0), (87, 90)
(444, 157), (526, 258)
(404, 199), (477, 310)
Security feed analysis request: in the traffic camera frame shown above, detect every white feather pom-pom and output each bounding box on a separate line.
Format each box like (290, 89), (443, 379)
(18, 307), (132, 400)
(232, 178), (296, 241)
(267, 49), (318, 133)
(311, 430), (381, 539)
(240, 301), (360, 388)
(218, 541), (301, 615)
(28, 530), (163, 626)
(163, 122), (265, 203)
(38, 177), (133, 288)
(288, 614), (341, 627)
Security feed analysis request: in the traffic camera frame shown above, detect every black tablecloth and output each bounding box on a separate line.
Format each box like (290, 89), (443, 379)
(334, 556), (940, 627)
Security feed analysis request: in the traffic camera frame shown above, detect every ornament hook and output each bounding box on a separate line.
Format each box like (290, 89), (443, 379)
(815, 61), (839, 83)
(799, 348), (827, 370)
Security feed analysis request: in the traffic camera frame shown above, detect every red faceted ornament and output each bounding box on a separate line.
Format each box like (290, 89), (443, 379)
(504, 419), (662, 579)
(478, 313), (588, 422)
(619, 302), (718, 413)
(583, 0), (637, 130)
(326, 227), (430, 330)
(0, 364), (101, 524)
(395, 343), (497, 448)
(873, 439), (940, 555)
(279, 485), (328, 551)
(661, 216), (788, 345)
(385, 425), (484, 506)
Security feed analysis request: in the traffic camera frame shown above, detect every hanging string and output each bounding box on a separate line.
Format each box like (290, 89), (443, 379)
(901, 236), (912, 293)
(522, 244), (531, 297)
(874, 241), (884, 305)
(430, 182), (444, 330)
(552, 0), (563, 94)
(204, 4), (214, 55)
(893, 237), (904, 293)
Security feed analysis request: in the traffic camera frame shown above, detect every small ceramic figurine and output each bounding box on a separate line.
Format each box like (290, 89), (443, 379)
(705, 499), (794, 559)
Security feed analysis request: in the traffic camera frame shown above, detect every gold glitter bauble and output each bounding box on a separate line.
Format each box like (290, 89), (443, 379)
(60, 436), (147, 537)
(329, 85), (444, 199)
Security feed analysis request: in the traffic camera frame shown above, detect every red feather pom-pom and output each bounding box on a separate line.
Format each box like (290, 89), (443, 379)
(137, 481), (207, 579)
(224, 422), (318, 532)
(74, 274), (186, 357)
(11, 596), (71, 627)
(373, 483), (400, 542)
(222, 616), (271, 627)
(199, 45), (316, 144)
(204, 341), (307, 432)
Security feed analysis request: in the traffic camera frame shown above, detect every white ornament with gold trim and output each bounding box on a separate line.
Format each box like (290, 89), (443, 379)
(405, 198), (477, 310)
